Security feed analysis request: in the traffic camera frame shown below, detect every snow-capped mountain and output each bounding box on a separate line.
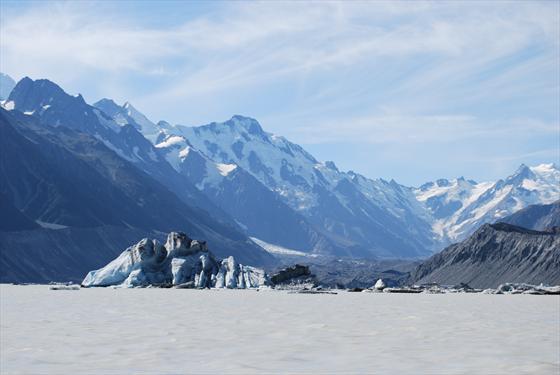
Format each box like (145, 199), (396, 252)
(6, 78), (161, 168)
(1, 78), (279, 283)
(416, 163), (560, 241)
(144, 115), (436, 258)
(94, 96), (558, 257)
(6, 75), (557, 285)
(4, 78), (239, 222)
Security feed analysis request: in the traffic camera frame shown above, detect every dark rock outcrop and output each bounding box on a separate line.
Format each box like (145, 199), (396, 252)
(271, 264), (312, 284)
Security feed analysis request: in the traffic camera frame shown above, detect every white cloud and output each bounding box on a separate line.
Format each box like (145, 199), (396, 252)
(2, 1), (557, 84)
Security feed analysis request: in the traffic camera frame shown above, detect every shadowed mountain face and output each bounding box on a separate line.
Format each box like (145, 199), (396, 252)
(0, 226), (149, 283)
(500, 201), (560, 231)
(0, 108), (274, 283)
(409, 223), (560, 288)
(0, 192), (39, 231)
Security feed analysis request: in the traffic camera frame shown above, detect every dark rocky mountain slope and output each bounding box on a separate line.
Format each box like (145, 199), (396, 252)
(409, 223), (560, 288)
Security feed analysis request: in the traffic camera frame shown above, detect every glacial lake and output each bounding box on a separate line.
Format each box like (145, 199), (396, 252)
(1, 284), (558, 374)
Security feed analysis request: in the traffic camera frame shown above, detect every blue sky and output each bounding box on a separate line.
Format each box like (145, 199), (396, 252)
(1, 0), (558, 185)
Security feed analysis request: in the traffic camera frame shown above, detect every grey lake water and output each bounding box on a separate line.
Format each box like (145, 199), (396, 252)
(1, 284), (559, 374)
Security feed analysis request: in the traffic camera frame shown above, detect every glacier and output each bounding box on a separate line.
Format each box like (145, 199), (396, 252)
(82, 232), (271, 288)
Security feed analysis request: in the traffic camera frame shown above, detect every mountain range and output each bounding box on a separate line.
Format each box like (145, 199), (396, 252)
(92, 97), (559, 258)
(1, 73), (558, 282)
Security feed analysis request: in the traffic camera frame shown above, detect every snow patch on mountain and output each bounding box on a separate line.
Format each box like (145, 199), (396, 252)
(217, 163), (237, 176)
(36, 220), (69, 230)
(156, 135), (185, 149)
(250, 237), (318, 257)
(1, 100), (15, 110)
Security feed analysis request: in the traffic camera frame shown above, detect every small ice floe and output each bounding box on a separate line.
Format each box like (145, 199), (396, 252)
(495, 283), (560, 295)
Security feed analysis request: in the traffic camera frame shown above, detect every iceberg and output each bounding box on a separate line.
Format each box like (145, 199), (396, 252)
(82, 232), (271, 288)
(373, 278), (386, 290)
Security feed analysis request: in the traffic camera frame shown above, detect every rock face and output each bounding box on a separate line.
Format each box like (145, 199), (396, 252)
(82, 232), (271, 288)
(271, 264), (312, 284)
(409, 223), (560, 288)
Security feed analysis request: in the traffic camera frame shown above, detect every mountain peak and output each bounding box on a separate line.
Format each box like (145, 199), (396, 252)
(93, 98), (123, 118)
(228, 115), (264, 135)
(0, 72), (16, 100)
(18, 76), (33, 85)
(435, 178), (451, 187)
(95, 98), (119, 107)
(507, 163), (536, 184)
(8, 77), (84, 113)
(123, 101), (137, 112)
(325, 161), (339, 172)
(517, 163), (529, 172)
(123, 101), (139, 115)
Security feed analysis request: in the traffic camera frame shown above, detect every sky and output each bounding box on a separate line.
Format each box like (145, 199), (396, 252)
(0, 0), (558, 185)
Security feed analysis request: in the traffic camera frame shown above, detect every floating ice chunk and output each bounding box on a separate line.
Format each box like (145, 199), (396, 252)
(374, 279), (386, 290)
(82, 232), (270, 289)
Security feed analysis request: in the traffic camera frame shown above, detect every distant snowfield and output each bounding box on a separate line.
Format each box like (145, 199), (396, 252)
(1, 285), (558, 375)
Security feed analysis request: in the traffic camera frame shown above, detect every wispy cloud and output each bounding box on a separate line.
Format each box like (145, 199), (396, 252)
(0, 0), (558, 184)
(280, 113), (558, 144)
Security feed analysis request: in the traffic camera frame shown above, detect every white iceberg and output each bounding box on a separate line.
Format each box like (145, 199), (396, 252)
(82, 232), (271, 288)
(374, 278), (386, 290)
